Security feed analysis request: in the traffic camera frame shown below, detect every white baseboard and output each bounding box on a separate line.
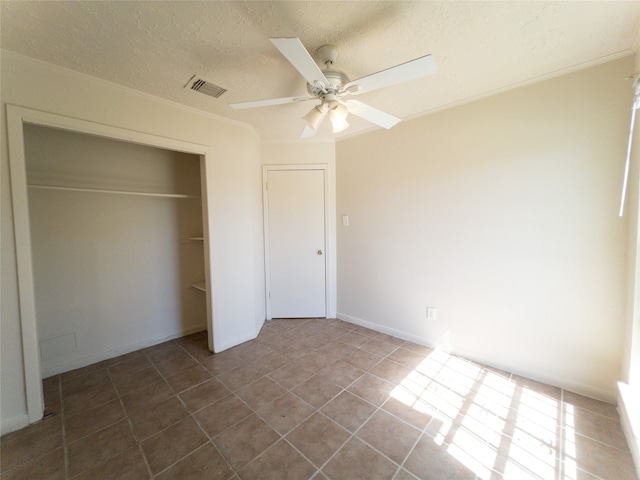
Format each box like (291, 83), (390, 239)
(41, 324), (206, 378)
(451, 343), (617, 404)
(337, 312), (617, 404)
(618, 382), (640, 479)
(337, 313), (431, 346)
(0, 413), (30, 436)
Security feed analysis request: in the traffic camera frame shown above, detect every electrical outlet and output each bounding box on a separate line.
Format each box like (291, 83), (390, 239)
(427, 307), (437, 320)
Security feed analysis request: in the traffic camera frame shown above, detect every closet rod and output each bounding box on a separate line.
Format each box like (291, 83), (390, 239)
(28, 184), (200, 199)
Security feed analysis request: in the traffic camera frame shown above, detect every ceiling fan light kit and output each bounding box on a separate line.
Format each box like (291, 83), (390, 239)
(328, 101), (349, 133)
(303, 104), (327, 130)
(229, 37), (437, 138)
(331, 120), (349, 134)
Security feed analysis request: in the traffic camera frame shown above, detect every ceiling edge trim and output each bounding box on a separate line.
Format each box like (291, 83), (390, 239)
(336, 50), (635, 144)
(261, 138), (335, 146)
(0, 49), (256, 134)
(402, 49), (636, 125)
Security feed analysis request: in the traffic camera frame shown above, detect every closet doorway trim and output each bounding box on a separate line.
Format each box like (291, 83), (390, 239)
(6, 104), (214, 426)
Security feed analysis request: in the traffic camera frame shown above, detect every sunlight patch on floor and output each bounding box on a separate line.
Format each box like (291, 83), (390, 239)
(391, 348), (565, 479)
(561, 403), (577, 480)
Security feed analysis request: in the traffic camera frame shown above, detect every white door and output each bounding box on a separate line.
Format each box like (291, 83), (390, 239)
(265, 168), (326, 318)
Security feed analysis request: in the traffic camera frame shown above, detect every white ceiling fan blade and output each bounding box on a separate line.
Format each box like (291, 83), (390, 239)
(229, 96), (312, 110)
(346, 100), (400, 129)
(270, 37), (329, 89)
(300, 125), (317, 139)
(344, 55), (436, 95)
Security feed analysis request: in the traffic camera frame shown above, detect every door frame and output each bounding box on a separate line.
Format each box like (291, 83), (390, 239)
(263, 164), (331, 320)
(6, 104), (216, 425)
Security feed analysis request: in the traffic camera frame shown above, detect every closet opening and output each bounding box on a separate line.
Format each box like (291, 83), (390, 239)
(25, 124), (209, 379)
(7, 105), (215, 426)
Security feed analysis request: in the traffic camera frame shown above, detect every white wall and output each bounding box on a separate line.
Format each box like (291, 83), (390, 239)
(261, 141), (337, 318)
(24, 125), (206, 377)
(336, 56), (634, 402)
(1, 51), (264, 433)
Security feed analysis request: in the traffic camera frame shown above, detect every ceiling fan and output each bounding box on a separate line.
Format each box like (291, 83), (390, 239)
(229, 38), (437, 138)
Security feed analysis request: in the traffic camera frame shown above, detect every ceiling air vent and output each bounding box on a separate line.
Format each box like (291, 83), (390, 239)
(185, 75), (227, 98)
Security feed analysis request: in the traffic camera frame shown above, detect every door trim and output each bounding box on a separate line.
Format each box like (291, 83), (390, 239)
(263, 164), (331, 320)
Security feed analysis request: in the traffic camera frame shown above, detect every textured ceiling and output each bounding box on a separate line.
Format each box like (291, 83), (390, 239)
(1, 1), (639, 142)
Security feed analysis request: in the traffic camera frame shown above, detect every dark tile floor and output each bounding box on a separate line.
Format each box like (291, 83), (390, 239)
(1, 318), (637, 479)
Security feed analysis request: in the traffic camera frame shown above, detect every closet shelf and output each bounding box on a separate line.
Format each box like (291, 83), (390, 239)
(178, 236), (204, 245)
(28, 184), (200, 199)
(191, 281), (207, 292)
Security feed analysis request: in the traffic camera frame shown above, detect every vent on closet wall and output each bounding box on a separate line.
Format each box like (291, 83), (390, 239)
(185, 74), (227, 98)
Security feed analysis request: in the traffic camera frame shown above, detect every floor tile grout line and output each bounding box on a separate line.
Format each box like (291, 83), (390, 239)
(246, 432), (321, 477)
(311, 395), (426, 479)
(117, 346), (196, 478)
(342, 344), (523, 479)
(556, 387), (633, 454)
(571, 429), (634, 453)
(421, 364), (508, 479)
(132, 344), (226, 478)
(75, 349), (158, 478)
(559, 387), (565, 478)
(118, 381), (154, 479)
(342, 367), (431, 479)
(201, 330), (379, 477)
(59, 375), (71, 480)
(17, 321), (636, 480)
(464, 369), (567, 479)
(195, 340), (314, 453)
(149, 438), (228, 479)
(573, 465), (610, 480)
(185, 392), (242, 478)
(63, 396), (142, 475)
(196, 370), (306, 475)
(304, 344), (413, 477)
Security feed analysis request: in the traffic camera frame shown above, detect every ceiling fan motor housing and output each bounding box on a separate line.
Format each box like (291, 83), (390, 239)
(307, 68), (350, 97)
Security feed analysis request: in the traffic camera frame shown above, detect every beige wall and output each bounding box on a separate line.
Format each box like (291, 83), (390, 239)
(336, 56), (634, 401)
(1, 51), (264, 433)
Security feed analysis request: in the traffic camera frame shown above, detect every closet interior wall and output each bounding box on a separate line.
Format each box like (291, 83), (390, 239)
(24, 124), (207, 377)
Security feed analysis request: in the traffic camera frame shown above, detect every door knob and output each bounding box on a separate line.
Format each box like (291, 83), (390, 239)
(317, 250), (323, 255)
